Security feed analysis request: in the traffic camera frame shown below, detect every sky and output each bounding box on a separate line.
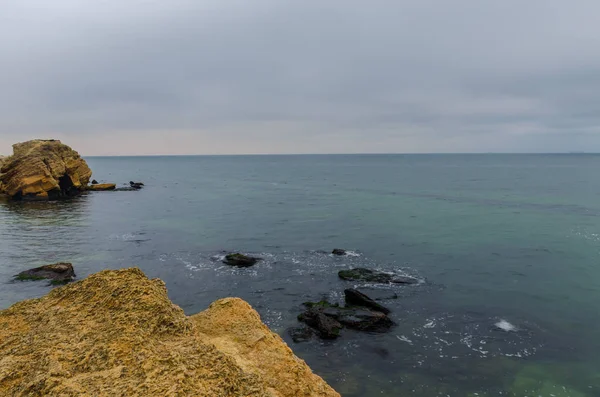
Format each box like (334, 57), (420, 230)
(1, 0), (599, 155)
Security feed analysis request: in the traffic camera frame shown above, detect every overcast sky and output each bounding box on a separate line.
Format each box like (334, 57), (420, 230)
(1, 1), (599, 155)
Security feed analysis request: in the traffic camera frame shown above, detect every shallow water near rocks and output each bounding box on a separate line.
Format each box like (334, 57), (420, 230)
(2, 154), (600, 396)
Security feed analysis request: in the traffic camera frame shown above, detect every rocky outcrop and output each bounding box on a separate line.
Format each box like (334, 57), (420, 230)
(0, 268), (339, 397)
(87, 183), (116, 191)
(15, 262), (75, 285)
(0, 140), (92, 200)
(332, 249), (347, 256)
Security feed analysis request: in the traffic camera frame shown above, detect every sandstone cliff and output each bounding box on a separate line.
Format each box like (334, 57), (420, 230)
(0, 268), (339, 397)
(0, 140), (92, 199)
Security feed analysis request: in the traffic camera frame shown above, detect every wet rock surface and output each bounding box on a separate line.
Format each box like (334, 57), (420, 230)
(15, 262), (75, 284)
(344, 288), (391, 314)
(223, 253), (262, 267)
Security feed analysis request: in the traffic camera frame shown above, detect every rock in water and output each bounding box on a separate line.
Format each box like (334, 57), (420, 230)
(87, 183), (116, 191)
(338, 268), (419, 284)
(344, 288), (391, 314)
(223, 253), (261, 267)
(299, 299), (395, 337)
(0, 268), (340, 397)
(91, 179), (98, 184)
(287, 326), (315, 343)
(0, 140), (92, 200)
(129, 181), (144, 189)
(332, 248), (347, 256)
(298, 310), (343, 339)
(15, 262), (75, 284)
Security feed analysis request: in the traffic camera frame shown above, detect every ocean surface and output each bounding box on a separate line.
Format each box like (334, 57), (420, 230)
(1, 154), (600, 396)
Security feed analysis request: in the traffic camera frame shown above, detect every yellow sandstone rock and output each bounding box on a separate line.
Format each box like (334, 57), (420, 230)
(0, 268), (340, 397)
(0, 139), (92, 199)
(87, 183), (117, 191)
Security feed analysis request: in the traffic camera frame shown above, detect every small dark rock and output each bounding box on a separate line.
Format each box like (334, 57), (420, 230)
(15, 262), (75, 284)
(298, 309), (342, 339)
(129, 181), (144, 189)
(344, 288), (391, 314)
(332, 249), (347, 256)
(287, 326), (315, 343)
(322, 307), (394, 332)
(91, 179), (98, 185)
(223, 253), (261, 267)
(338, 268), (419, 284)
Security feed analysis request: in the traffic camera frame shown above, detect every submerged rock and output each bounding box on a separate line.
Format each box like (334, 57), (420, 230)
(287, 326), (316, 343)
(338, 268), (419, 284)
(223, 253), (262, 267)
(344, 288), (391, 314)
(87, 183), (116, 191)
(0, 268), (339, 397)
(0, 140), (92, 200)
(332, 248), (347, 256)
(129, 181), (144, 189)
(15, 262), (75, 284)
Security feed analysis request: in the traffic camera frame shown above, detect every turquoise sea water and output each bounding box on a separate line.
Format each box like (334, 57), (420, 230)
(1, 154), (600, 396)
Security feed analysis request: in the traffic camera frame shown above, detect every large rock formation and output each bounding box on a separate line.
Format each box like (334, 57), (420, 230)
(0, 140), (92, 200)
(0, 268), (339, 397)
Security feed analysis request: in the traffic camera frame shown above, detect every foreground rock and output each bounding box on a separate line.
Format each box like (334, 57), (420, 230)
(0, 268), (339, 397)
(0, 140), (92, 200)
(344, 288), (391, 314)
(86, 183), (116, 191)
(338, 268), (419, 284)
(15, 262), (75, 284)
(224, 253), (262, 267)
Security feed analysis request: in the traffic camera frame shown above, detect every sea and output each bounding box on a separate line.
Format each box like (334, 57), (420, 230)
(1, 154), (599, 396)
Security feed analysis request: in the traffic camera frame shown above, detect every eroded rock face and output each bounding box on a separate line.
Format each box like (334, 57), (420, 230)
(0, 140), (92, 200)
(0, 268), (339, 397)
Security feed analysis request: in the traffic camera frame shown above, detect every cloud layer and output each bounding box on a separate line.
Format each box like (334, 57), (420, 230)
(1, 0), (599, 154)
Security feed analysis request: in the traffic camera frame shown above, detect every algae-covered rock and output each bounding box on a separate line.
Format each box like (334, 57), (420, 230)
(0, 268), (339, 397)
(0, 140), (92, 200)
(15, 262), (75, 285)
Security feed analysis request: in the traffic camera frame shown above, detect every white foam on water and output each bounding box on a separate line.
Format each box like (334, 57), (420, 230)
(396, 335), (413, 344)
(345, 250), (361, 257)
(423, 319), (436, 328)
(495, 319), (517, 332)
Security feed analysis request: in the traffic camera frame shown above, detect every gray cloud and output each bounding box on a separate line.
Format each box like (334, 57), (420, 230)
(1, 0), (599, 155)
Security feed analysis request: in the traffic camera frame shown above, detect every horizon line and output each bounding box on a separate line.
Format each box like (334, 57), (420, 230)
(82, 152), (597, 157)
